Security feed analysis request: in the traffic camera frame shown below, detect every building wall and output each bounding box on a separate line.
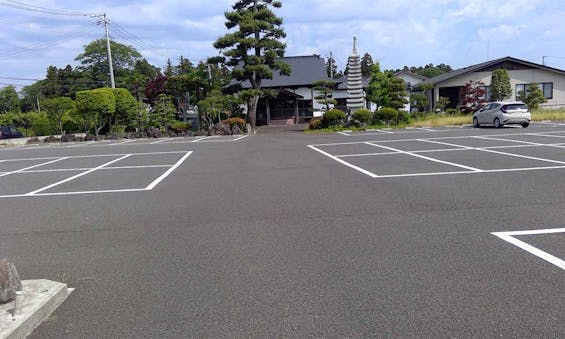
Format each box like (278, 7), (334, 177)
(436, 69), (565, 108)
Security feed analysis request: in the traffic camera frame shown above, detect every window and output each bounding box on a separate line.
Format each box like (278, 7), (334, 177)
(542, 82), (553, 99)
(515, 84), (526, 101)
(516, 82), (553, 100)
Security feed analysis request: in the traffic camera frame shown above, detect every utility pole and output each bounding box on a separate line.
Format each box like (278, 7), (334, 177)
(542, 56), (547, 66)
(96, 13), (116, 88)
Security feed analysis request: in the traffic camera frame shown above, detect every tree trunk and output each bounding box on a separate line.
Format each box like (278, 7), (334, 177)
(248, 95), (259, 132)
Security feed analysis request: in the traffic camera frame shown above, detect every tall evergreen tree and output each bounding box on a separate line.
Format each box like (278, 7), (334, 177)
(164, 58), (174, 77)
(214, 0), (290, 131)
(326, 56), (337, 79)
(360, 53), (374, 77)
(490, 69), (512, 101)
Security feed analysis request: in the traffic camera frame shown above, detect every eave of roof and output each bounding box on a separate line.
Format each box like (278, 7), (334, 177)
(417, 56), (565, 87)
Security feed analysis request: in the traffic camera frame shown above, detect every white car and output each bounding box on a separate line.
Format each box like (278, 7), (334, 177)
(473, 102), (531, 128)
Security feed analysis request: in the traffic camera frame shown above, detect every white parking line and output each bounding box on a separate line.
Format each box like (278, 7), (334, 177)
(0, 157), (68, 178)
(492, 228), (565, 271)
(365, 142), (483, 172)
(26, 154), (131, 195)
(150, 138), (173, 144)
(308, 145), (379, 178)
(145, 151), (192, 190)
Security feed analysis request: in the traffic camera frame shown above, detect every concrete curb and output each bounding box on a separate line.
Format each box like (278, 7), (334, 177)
(0, 280), (72, 339)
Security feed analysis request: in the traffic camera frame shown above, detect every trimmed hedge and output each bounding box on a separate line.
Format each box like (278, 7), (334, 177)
(322, 109), (346, 127)
(373, 107), (398, 125)
(352, 109), (372, 124)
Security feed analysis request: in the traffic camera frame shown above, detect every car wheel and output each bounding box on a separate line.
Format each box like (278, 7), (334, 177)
(473, 117), (480, 128)
(494, 118), (502, 128)
(521, 122), (529, 128)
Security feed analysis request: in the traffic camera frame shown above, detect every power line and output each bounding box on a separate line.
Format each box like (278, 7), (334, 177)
(0, 0), (97, 17)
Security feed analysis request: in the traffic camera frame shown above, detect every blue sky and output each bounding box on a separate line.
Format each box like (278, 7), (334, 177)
(1, 0), (564, 89)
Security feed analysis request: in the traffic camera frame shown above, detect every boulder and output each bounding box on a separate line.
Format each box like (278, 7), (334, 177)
(0, 259), (22, 303)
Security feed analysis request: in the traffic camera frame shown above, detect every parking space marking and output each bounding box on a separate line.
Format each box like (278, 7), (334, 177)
(26, 154), (132, 195)
(365, 142), (484, 172)
(310, 130), (565, 179)
(0, 151), (193, 198)
(492, 228), (565, 271)
(0, 157), (69, 178)
(308, 145), (379, 178)
(424, 138), (565, 165)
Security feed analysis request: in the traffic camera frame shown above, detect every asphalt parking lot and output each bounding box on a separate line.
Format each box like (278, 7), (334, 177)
(1, 125), (565, 337)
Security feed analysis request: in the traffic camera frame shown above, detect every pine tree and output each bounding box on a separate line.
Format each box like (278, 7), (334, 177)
(214, 0), (290, 131)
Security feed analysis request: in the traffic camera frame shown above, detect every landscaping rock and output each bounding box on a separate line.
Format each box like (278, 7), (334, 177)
(0, 259), (22, 303)
(43, 135), (59, 143)
(60, 134), (79, 143)
(84, 134), (96, 141)
(146, 127), (162, 138)
(25, 137), (41, 145)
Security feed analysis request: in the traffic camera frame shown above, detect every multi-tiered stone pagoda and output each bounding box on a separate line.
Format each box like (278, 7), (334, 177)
(346, 37), (366, 113)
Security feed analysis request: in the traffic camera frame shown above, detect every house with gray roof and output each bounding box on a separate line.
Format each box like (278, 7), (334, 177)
(417, 56), (565, 110)
(240, 55), (335, 125)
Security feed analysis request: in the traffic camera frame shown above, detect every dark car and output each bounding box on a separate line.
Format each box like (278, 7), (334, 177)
(0, 126), (24, 139)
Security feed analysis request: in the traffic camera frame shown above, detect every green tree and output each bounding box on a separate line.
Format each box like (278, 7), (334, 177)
(75, 88), (116, 136)
(0, 86), (21, 114)
(130, 59), (160, 101)
(75, 39), (143, 86)
(113, 88), (137, 128)
(409, 93), (429, 112)
(20, 81), (45, 112)
(367, 63), (389, 108)
(490, 69), (512, 101)
(519, 83), (547, 110)
(312, 80), (337, 110)
(367, 63), (407, 110)
(326, 56), (338, 79)
(361, 53), (374, 77)
(214, 0), (291, 131)
(388, 76), (408, 109)
(435, 97), (451, 112)
(150, 94), (176, 132)
(42, 97), (75, 135)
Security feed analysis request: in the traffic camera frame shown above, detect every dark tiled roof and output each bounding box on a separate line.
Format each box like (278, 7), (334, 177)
(418, 56), (565, 87)
(241, 55), (334, 88)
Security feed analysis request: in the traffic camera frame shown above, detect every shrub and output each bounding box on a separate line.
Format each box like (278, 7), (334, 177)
(170, 120), (190, 133)
(373, 107), (398, 125)
(397, 110), (410, 124)
(309, 118), (322, 129)
(352, 109), (372, 124)
(321, 109), (346, 127)
(222, 117), (246, 128)
(445, 108), (461, 115)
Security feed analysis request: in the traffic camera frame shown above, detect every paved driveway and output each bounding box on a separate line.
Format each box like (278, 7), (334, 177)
(1, 126), (564, 337)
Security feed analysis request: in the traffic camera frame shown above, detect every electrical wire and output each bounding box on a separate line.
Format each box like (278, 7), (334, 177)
(0, 0), (97, 17)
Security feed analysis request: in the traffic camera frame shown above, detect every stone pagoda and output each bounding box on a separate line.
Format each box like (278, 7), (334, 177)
(346, 37), (366, 113)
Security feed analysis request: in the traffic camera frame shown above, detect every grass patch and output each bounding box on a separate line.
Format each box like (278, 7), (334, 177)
(306, 108), (565, 132)
(531, 108), (565, 121)
(408, 114), (470, 127)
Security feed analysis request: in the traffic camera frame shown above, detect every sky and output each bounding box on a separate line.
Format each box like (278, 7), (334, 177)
(1, 0), (564, 90)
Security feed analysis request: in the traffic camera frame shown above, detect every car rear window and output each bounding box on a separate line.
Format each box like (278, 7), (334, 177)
(502, 104), (527, 110)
